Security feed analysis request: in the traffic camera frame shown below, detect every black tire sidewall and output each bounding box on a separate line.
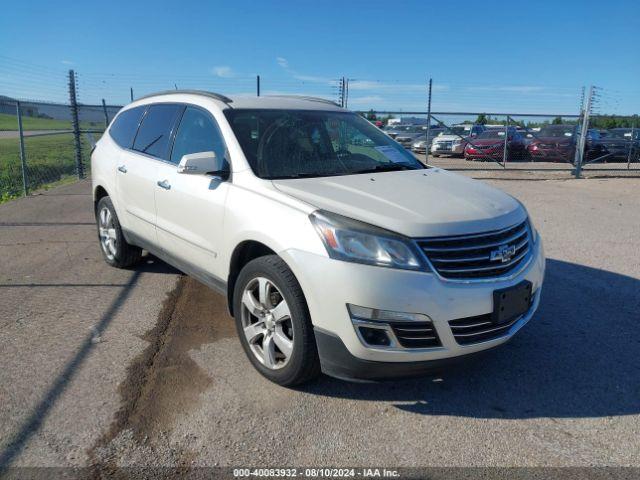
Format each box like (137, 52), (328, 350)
(96, 196), (135, 268)
(233, 256), (318, 386)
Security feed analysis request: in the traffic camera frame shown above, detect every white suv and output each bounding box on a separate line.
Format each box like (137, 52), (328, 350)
(431, 124), (486, 157)
(92, 91), (545, 386)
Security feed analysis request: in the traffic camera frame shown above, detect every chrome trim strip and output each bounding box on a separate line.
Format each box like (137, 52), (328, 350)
(420, 221), (527, 241)
(438, 249), (529, 273)
(429, 237), (528, 263)
(452, 320), (517, 337)
(420, 226), (527, 252)
(449, 321), (493, 330)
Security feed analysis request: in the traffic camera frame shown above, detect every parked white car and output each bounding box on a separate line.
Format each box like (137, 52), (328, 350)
(92, 91), (545, 385)
(431, 124), (486, 157)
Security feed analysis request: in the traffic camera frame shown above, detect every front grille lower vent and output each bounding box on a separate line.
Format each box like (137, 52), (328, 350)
(417, 220), (531, 280)
(449, 292), (535, 345)
(390, 322), (441, 348)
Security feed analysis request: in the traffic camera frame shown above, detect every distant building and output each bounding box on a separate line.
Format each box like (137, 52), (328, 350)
(0, 96), (40, 117)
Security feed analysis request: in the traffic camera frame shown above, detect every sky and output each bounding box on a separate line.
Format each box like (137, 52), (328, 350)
(1, 0), (639, 115)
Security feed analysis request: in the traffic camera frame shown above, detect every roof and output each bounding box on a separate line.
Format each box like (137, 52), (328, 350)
(230, 95), (343, 111)
(135, 90), (343, 111)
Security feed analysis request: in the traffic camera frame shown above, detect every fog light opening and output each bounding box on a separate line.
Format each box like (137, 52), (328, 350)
(358, 326), (391, 347)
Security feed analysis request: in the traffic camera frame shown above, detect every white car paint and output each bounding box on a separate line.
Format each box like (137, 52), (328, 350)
(92, 92), (545, 376)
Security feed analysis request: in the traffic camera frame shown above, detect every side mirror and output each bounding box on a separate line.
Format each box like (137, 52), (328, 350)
(177, 151), (228, 178)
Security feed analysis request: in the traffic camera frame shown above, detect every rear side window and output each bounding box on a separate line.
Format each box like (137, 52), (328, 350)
(133, 104), (182, 160)
(170, 107), (226, 164)
(109, 106), (146, 148)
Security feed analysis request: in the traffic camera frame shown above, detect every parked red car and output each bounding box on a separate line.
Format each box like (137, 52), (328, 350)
(464, 128), (527, 161)
(527, 125), (605, 162)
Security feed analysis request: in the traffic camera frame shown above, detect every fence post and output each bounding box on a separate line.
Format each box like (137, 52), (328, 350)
(502, 116), (509, 168)
(101, 98), (109, 128)
(627, 122), (635, 170)
(425, 78), (432, 163)
(68, 69), (84, 179)
(16, 101), (28, 196)
(574, 85), (593, 178)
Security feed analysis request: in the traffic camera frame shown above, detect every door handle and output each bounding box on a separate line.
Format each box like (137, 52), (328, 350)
(157, 179), (171, 190)
(117, 165), (127, 173)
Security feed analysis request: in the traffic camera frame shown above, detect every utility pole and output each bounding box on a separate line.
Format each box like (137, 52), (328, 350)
(574, 85), (594, 178)
(68, 69), (84, 179)
(257, 75), (261, 96)
(425, 78), (433, 163)
(338, 77), (345, 107)
(344, 78), (349, 108)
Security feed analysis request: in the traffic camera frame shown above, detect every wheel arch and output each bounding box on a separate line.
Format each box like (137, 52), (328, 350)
(227, 240), (278, 317)
(93, 185), (109, 217)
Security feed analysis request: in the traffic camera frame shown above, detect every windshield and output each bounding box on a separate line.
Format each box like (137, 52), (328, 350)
(390, 125), (421, 132)
(440, 126), (470, 136)
(607, 129), (635, 139)
(477, 130), (506, 139)
(224, 109), (425, 179)
(538, 126), (575, 137)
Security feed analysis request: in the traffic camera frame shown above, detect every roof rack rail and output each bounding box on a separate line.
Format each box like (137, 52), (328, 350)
(136, 89), (233, 104)
(265, 95), (340, 107)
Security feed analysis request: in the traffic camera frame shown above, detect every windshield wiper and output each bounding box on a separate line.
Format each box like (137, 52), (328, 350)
(351, 163), (417, 174)
(269, 172), (347, 180)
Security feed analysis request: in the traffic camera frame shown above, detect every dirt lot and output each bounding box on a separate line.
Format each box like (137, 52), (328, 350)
(1, 175), (639, 474)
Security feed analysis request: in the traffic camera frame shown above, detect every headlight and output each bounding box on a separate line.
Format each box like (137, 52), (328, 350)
(310, 210), (426, 271)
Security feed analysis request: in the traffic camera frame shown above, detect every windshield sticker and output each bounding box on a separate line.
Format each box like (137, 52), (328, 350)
(374, 145), (409, 163)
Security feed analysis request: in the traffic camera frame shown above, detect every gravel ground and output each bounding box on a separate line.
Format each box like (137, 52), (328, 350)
(0, 175), (639, 474)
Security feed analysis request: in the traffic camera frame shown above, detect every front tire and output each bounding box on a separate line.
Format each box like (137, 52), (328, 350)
(233, 255), (321, 386)
(96, 196), (142, 268)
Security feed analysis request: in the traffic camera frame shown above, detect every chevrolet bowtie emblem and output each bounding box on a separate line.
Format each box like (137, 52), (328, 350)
(490, 244), (517, 263)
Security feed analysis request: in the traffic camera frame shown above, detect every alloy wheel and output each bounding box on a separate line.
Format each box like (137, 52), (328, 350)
(240, 277), (294, 370)
(98, 206), (117, 261)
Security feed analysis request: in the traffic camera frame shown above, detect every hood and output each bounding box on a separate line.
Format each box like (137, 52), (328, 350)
(272, 168), (525, 238)
(467, 138), (505, 146)
(601, 138), (628, 146)
(434, 134), (467, 142)
(396, 133), (423, 141)
(531, 136), (574, 145)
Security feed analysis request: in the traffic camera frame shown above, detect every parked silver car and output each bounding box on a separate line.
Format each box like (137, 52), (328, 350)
(411, 128), (446, 154)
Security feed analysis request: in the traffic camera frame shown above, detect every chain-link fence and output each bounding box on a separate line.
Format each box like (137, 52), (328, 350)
(1, 67), (639, 203)
(362, 109), (640, 175)
(0, 93), (122, 201)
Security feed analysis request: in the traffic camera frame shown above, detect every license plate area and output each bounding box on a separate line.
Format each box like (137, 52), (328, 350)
(492, 281), (532, 325)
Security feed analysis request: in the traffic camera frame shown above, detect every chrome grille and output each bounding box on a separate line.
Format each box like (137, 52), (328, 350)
(390, 322), (441, 348)
(435, 141), (453, 150)
(417, 220), (531, 280)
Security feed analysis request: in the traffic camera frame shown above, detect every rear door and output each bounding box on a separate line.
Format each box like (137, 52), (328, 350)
(155, 105), (230, 281)
(115, 103), (182, 246)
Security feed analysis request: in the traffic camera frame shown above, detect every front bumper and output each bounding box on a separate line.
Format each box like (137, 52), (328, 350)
(281, 238), (545, 379)
(432, 143), (465, 155)
(528, 146), (573, 161)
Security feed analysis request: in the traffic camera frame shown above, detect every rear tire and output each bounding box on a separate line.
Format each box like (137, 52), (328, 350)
(96, 196), (142, 268)
(233, 255), (321, 386)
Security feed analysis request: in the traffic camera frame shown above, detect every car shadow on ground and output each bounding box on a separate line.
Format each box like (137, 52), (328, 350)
(135, 254), (181, 275)
(301, 259), (640, 419)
